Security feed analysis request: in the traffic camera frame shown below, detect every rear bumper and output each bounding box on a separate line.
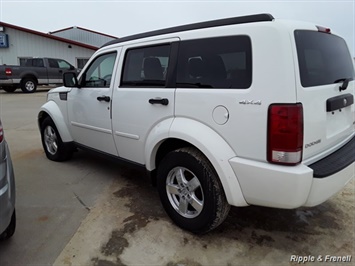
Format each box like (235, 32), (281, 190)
(0, 78), (14, 86)
(230, 157), (313, 208)
(0, 142), (15, 234)
(309, 136), (355, 178)
(0, 78), (21, 87)
(229, 137), (354, 209)
(304, 162), (354, 206)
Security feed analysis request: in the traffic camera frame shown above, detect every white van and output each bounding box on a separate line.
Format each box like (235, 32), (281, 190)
(38, 14), (355, 233)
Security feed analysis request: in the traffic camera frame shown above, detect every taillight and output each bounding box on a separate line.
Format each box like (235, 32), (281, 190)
(0, 120), (4, 143)
(267, 103), (303, 165)
(5, 68), (12, 76)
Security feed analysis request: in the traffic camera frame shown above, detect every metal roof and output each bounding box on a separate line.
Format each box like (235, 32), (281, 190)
(0, 21), (99, 50)
(49, 26), (117, 39)
(49, 26), (118, 47)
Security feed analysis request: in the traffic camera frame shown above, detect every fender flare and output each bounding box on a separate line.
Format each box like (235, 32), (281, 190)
(38, 100), (73, 143)
(145, 117), (248, 207)
(145, 117), (175, 170)
(20, 72), (38, 82)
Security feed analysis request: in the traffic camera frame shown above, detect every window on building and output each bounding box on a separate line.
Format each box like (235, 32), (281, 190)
(77, 58), (90, 69)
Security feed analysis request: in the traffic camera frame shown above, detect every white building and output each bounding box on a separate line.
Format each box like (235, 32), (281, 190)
(0, 22), (118, 68)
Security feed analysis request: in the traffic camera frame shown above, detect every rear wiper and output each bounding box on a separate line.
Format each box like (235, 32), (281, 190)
(334, 78), (353, 91)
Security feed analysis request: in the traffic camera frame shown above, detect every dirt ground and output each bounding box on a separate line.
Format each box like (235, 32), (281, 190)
(54, 157), (355, 266)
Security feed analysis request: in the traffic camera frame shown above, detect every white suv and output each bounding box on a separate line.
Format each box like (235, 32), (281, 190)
(38, 14), (355, 233)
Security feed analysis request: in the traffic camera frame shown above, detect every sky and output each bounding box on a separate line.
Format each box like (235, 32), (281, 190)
(0, 0), (354, 55)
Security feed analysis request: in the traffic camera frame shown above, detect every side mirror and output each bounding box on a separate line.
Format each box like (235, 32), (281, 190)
(63, 72), (79, 87)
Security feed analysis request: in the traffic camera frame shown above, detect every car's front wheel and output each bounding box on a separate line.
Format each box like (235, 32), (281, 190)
(40, 117), (73, 161)
(157, 147), (230, 234)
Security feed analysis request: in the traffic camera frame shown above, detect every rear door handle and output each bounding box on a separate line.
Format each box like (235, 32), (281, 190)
(149, 98), (169, 106)
(97, 95), (111, 102)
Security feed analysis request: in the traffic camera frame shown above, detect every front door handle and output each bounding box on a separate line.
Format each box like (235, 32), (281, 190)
(149, 98), (169, 106)
(97, 95), (111, 102)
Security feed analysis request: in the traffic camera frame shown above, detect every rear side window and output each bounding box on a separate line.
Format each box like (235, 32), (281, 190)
(121, 45), (170, 87)
(295, 30), (354, 87)
(176, 36), (252, 89)
(25, 59), (44, 67)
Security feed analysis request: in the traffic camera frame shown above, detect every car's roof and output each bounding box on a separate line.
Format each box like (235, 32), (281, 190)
(101, 13), (274, 48)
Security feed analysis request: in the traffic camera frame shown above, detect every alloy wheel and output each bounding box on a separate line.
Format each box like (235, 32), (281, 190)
(166, 167), (204, 218)
(44, 125), (58, 155)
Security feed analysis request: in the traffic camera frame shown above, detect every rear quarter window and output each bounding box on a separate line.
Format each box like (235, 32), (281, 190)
(176, 36), (252, 89)
(295, 30), (354, 87)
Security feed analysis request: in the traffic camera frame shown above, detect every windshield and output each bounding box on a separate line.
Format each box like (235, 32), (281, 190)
(294, 30), (354, 87)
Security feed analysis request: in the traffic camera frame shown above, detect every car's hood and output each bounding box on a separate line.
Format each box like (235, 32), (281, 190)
(48, 86), (72, 94)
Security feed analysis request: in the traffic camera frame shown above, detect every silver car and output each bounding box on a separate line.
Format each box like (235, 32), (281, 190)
(0, 118), (16, 240)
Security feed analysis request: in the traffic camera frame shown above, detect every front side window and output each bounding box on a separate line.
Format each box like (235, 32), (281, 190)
(121, 45), (170, 87)
(48, 59), (59, 68)
(81, 52), (117, 88)
(295, 30), (354, 87)
(176, 36), (252, 89)
(48, 59), (72, 69)
(57, 59), (72, 69)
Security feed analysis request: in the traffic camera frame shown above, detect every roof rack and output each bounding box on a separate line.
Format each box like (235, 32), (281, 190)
(102, 13), (274, 47)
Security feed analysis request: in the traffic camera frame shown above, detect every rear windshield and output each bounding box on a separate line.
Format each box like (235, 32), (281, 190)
(295, 30), (354, 87)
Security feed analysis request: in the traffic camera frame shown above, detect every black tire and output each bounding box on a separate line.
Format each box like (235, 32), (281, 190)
(0, 210), (16, 241)
(40, 117), (73, 161)
(20, 78), (37, 93)
(157, 147), (230, 234)
(2, 86), (17, 93)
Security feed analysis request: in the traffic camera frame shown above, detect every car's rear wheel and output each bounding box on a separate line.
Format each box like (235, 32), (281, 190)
(157, 147), (230, 234)
(21, 78), (37, 93)
(40, 117), (73, 161)
(0, 210), (16, 241)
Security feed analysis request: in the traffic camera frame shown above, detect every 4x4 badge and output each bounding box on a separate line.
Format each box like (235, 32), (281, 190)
(239, 100), (262, 105)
